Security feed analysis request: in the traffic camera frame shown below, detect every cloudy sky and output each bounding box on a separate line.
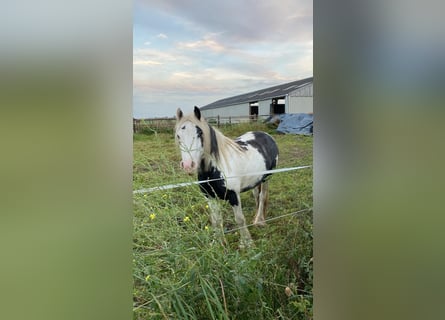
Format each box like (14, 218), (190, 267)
(133, 0), (313, 118)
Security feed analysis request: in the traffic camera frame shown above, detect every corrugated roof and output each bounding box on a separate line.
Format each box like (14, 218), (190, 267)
(201, 77), (313, 110)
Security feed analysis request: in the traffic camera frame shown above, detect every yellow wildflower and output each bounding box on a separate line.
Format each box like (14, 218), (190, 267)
(149, 213), (156, 220)
(183, 216), (190, 222)
(204, 225), (209, 231)
(205, 204), (209, 209)
(145, 275), (150, 282)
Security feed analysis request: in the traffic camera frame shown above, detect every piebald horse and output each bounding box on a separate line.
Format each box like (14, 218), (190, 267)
(175, 106), (279, 248)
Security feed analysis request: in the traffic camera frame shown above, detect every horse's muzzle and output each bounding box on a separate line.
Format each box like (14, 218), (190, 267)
(180, 160), (196, 175)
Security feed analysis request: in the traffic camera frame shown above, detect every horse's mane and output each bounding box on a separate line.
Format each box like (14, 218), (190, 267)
(175, 114), (245, 171)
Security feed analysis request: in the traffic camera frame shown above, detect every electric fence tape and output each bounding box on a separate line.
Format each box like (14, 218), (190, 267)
(133, 165), (312, 194)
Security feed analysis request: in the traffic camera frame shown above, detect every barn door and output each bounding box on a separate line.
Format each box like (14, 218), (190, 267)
(270, 97), (285, 115)
(249, 102), (259, 121)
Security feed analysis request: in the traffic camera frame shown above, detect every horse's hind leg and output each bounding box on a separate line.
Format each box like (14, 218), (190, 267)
(253, 181), (269, 226)
(252, 185), (260, 212)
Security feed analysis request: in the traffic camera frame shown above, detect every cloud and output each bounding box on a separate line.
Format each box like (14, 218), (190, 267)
(133, 0), (312, 118)
(139, 0), (312, 43)
(133, 60), (162, 66)
(178, 36), (226, 53)
(133, 47), (179, 66)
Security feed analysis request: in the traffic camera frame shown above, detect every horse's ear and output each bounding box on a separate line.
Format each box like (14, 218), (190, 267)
(194, 106), (201, 120)
(176, 108), (183, 120)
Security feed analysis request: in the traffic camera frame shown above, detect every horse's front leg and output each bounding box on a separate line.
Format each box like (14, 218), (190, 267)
(230, 192), (252, 248)
(206, 197), (228, 247)
(207, 198), (222, 228)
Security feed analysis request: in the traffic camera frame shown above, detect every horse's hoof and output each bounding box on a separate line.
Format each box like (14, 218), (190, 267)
(253, 220), (267, 227)
(239, 239), (253, 249)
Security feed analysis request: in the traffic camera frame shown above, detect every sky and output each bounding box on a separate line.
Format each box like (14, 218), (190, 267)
(133, 0), (313, 118)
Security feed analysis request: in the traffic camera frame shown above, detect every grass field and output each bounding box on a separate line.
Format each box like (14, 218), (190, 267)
(133, 122), (313, 319)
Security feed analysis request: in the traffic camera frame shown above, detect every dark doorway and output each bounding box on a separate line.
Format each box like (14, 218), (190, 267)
(249, 102), (259, 121)
(270, 97), (285, 115)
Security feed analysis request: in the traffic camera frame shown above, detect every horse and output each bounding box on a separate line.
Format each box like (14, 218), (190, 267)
(175, 106), (279, 248)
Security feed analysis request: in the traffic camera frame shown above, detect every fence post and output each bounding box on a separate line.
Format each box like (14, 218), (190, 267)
(229, 116), (231, 124)
(133, 118), (142, 133)
(217, 115), (220, 128)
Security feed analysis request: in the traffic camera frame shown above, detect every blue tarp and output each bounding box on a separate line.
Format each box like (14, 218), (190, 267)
(275, 113), (313, 135)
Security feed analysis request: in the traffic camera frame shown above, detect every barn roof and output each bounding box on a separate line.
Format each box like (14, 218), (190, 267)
(201, 77), (313, 110)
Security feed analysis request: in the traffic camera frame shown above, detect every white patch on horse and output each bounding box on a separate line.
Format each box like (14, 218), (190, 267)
(175, 120), (203, 174)
(235, 131), (256, 142)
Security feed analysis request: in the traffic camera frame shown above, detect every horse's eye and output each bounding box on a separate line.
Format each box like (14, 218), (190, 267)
(176, 135), (180, 140)
(181, 125), (186, 130)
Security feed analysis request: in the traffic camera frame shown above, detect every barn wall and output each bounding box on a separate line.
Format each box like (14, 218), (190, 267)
(287, 96), (313, 114)
(223, 103), (249, 117)
(200, 109), (219, 119)
(258, 100), (272, 115)
(290, 83), (313, 97)
(286, 83), (313, 113)
(200, 81), (314, 119)
(201, 103), (249, 122)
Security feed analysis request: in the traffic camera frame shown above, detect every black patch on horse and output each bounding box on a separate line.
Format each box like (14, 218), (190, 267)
(195, 126), (203, 146)
(240, 181), (263, 193)
(235, 139), (249, 150)
(246, 132), (279, 170)
(198, 162), (239, 206)
(208, 125), (219, 160)
(243, 132), (279, 182)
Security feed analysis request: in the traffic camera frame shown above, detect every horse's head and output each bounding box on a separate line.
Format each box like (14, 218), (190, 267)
(175, 106), (205, 175)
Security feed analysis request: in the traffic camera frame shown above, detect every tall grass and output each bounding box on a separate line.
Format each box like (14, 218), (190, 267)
(133, 122), (313, 319)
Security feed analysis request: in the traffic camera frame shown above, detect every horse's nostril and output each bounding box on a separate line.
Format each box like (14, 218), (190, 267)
(180, 161), (184, 168)
(191, 161), (195, 168)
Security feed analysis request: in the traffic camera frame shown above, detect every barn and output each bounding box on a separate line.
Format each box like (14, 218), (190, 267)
(200, 77), (313, 122)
